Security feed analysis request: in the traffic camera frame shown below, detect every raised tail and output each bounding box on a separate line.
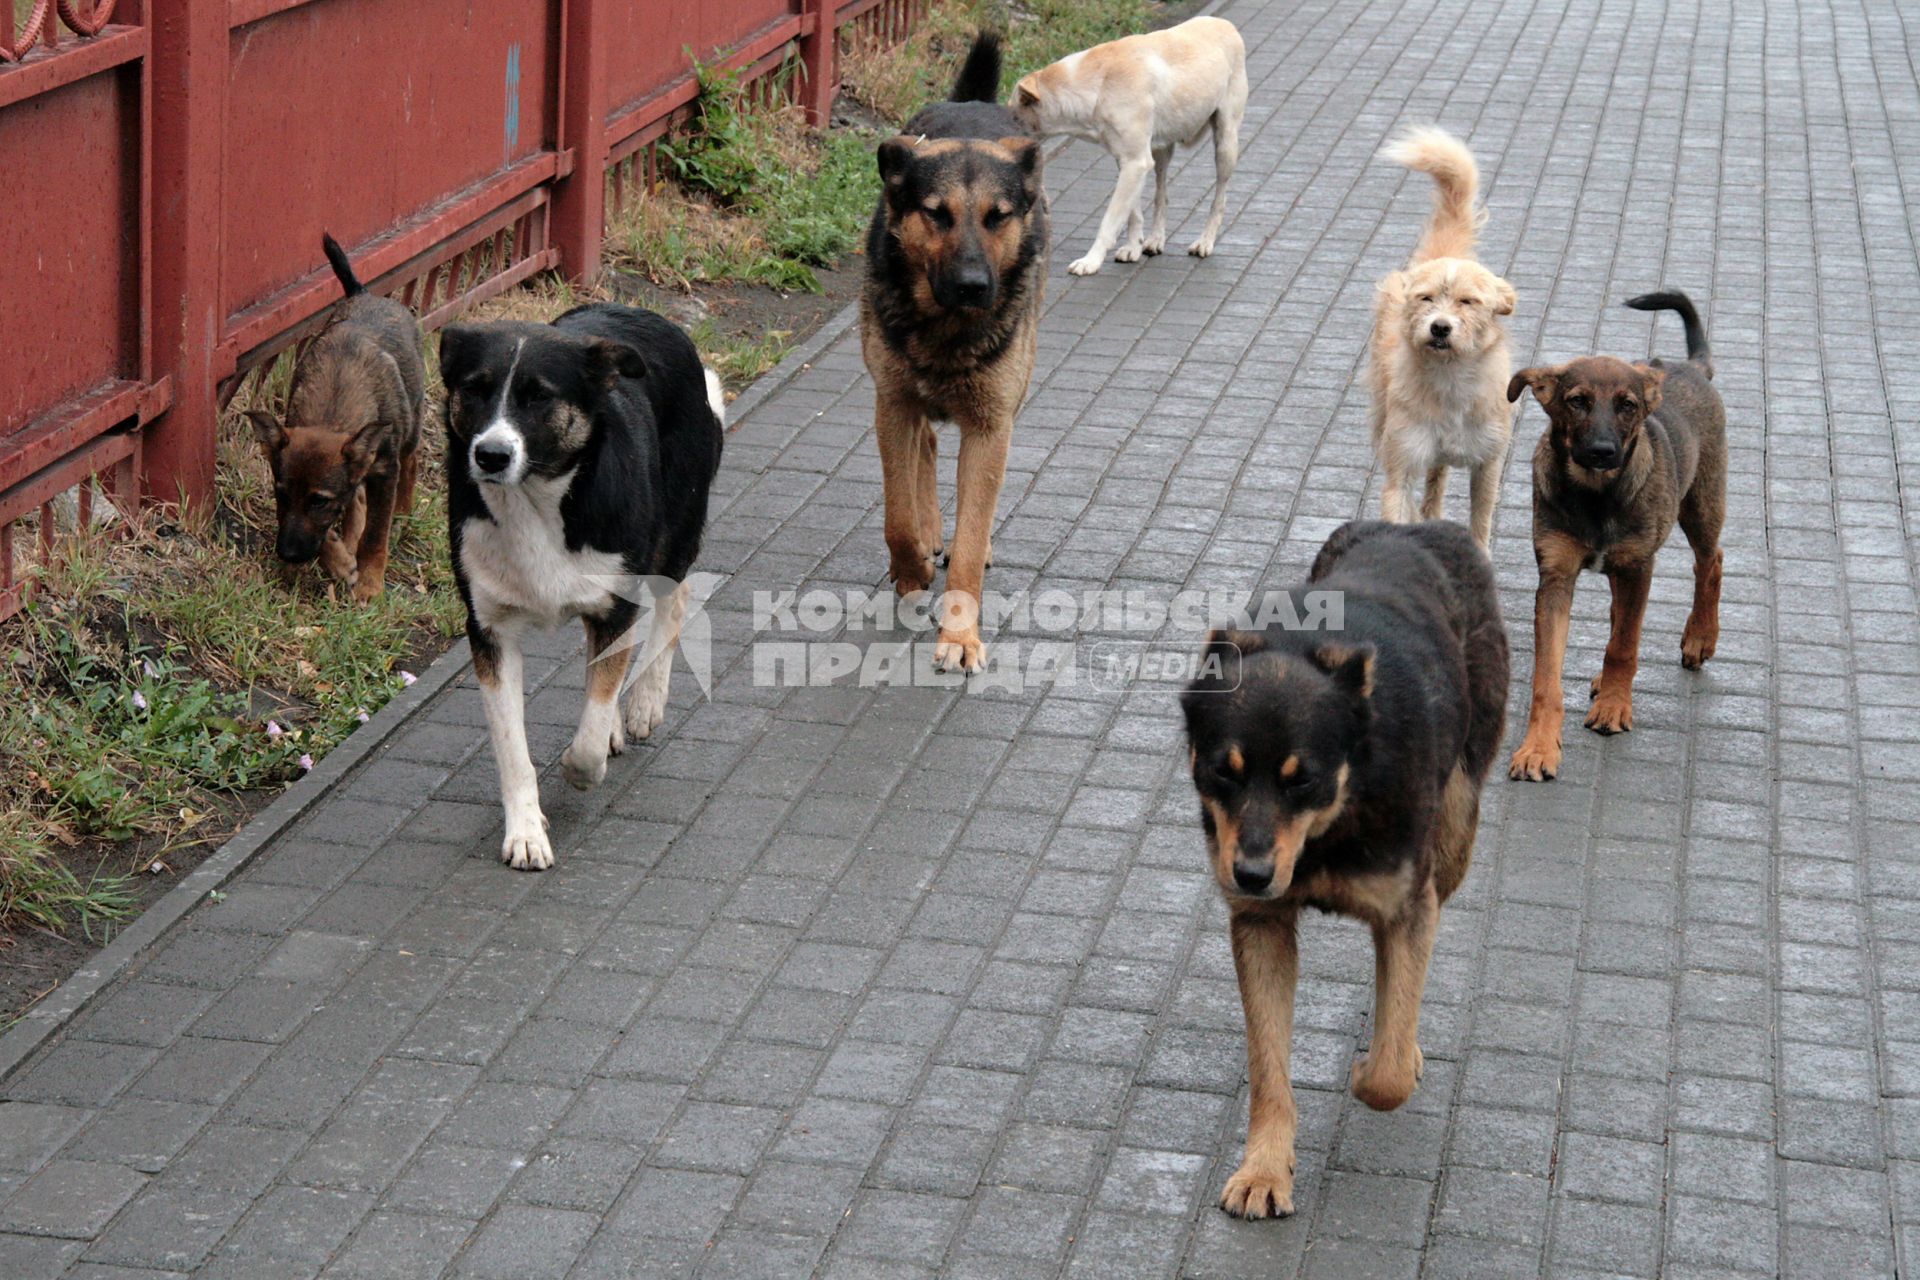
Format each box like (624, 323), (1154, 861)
(1625, 290), (1712, 378)
(950, 31), (1004, 103)
(321, 232), (366, 297)
(1382, 127), (1483, 263)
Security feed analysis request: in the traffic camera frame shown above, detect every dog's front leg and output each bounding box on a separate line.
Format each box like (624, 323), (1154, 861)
(352, 466), (399, 603)
(1222, 906), (1299, 1218)
(1509, 543), (1580, 780)
(624, 579), (688, 742)
(935, 417), (1011, 673)
(1378, 456), (1422, 525)
(563, 607), (640, 791)
(320, 490), (367, 590)
(877, 391), (935, 594)
(1070, 153), (1152, 275)
(1419, 466), (1448, 521)
(1587, 562), (1651, 735)
(1467, 447), (1507, 549)
(473, 623), (551, 870)
(1353, 879), (1438, 1110)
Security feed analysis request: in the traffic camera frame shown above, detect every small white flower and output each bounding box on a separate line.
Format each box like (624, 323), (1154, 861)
(356, 710), (371, 724)
(131, 691), (148, 711)
(399, 670), (418, 687)
(266, 720), (283, 739)
(298, 753), (314, 771)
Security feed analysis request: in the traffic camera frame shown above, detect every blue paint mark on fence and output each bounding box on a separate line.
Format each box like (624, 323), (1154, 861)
(504, 44), (522, 157)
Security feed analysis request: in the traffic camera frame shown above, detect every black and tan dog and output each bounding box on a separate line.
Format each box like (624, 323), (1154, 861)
(862, 31), (1047, 672)
(250, 234), (424, 602)
(1507, 291), (1725, 782)
(1182, 520), (1508, 1218)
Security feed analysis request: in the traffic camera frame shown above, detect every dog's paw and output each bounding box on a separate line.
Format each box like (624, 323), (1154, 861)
(1584, 693), (1633, 735)
(1220, 1158), (1296, 1219)
(1508, 735), (1561, 782)
(889, 549), (936, 596)
(1188, 237), (1217, 258)
(1141, 236), (1166, 256)
(501, 819), (553, 871)
(1114, 242), (1144, 263)
(1680, 622), (1717, 669)
(560, 742), (608, 791)
(350, 574), (384, 605)
(1350, 1047), (1420, 1111)
(1067, 254), (1105, 276)
(934, 628), (986, 674)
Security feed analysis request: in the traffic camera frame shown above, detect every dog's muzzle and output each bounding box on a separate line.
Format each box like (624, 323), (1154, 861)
(1425, 318), (1454, 351)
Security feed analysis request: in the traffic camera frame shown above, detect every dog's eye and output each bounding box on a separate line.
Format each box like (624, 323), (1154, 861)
(1567, 394), (1591, 410)
(925, 206), (954, 229)
(1459, 297), (1476, 306)
(1616, 397), (1638, 413)
(983, 208), (1008, 229)
(1417, 294), (1434, 303)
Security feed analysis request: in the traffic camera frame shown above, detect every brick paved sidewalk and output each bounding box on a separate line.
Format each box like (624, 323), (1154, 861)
(7, 0), (1920, 1275)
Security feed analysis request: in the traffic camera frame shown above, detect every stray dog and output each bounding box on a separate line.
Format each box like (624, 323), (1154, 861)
(438, 304), (724, 870)
(1369, 128), (1517, 548)
(1011, 15), (1246, 275)
(1182, 520), (1508, 1218)
(249, 234), (425, 602)
(1507, 291), (1725, 781)
(863, 31), (1048, 672)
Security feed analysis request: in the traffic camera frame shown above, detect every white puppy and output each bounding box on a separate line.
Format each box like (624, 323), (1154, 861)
(1012, 16), (1248, 275)
(1368, 128), (1517, 549)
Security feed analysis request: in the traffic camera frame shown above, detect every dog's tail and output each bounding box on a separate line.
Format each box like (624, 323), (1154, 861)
(321, 232), (366, 297)
(703, 367), (726, 429)
(1625, 290), (1713, 379)
(1383, 127), (1484, 263)
(949, 31), (1004, 103)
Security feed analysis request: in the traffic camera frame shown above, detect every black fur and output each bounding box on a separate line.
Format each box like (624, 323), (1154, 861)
(1626, 290), (1712, 376)
(949, 29), (1003, 103)
(1182, 521), (1508, 899)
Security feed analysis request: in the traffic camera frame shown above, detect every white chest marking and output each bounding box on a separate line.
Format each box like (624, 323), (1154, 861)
(461, 472), (625, 631)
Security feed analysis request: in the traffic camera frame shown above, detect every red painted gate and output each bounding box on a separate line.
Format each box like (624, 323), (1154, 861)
(0, 0), (927, 619)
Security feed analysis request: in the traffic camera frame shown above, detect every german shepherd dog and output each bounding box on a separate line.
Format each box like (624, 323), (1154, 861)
(1182, 521), (1508, 1218)
(439, 305), (724, 870)
(863, 31), (1048, 672)
(250, 234), (425, 602)
(1507, 291), (1725, 781)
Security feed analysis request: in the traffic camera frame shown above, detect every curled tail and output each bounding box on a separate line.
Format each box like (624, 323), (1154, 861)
(321, 232), (366, 297)
(1625, 290), (1712, 378)
(1383, 127), (1483, 263)
(950, 31), (1003, 103)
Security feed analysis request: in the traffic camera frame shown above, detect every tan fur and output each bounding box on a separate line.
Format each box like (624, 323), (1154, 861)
(1508, 529), (1585, 780)
(1430, 765), (1479, 902)
(1012, 16), (1247, 273)
(1222, 906), (1300, 1218)
(1368, 129), (1516, 549)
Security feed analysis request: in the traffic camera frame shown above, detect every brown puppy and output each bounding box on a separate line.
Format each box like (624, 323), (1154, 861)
(863, 33), (1047, 672)
(1507, 291), (1725, 781)
(250, 234), (425, 603)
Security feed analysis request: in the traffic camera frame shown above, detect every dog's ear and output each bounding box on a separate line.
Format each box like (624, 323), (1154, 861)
(997, 136), (1043, 201)
(246, 410), (285, 457)
(1311, 642), (1376, 700)
(1507, 364), (1562, 405)
(584, 338), (646, 391)
(1015, 83), (1041, 111)
(1491, 278), (1517, 316)
(1375, 270), (1407, 306)
(437, 324), (485, 390)
(877, 136), (918, 199)
(342, 418), (385, 479)
(1635, 363), (1666, 414)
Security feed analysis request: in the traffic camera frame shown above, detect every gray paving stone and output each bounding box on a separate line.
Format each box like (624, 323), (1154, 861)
(0, 1159), (146, 1237)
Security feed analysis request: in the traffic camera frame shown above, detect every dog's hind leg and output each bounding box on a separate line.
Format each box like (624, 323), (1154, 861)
(915, 423), (943, 562)
(1070, 152), (1153, 275)
(1467, 447), (1506, 549)
(1222, 907), (1300, 1219)
(1189, 110), (1239, 258)
(1352, 879), (1438, 1111)
(624, 578), (689, 742)
(1140, 145), (1173, 256)
(1678, 480), (1724, 670)
(1431, 766), (1481, 904)
(394, 444), (420, 516)
(563, 608), (640, 791)
(473, 624), (552, 870)
(1420, 466), (1448, 520)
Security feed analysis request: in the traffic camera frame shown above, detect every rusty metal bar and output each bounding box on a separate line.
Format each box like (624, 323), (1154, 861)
(552, 0), (612, 284)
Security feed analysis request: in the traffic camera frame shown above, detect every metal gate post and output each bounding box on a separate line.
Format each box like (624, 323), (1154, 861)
(145, 0), (229, 507)
(799, 0), (836, 128)
(552, 0), (610, 284)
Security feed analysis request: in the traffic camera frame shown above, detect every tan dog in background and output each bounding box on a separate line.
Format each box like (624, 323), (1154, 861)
(1012, 16), (1246, 275)
(1368, 128), (1516, 549)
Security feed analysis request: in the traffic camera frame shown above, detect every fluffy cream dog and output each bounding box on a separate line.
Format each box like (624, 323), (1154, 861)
(1369, 128), (1517, 548)
(1012, 16), (1247, 276)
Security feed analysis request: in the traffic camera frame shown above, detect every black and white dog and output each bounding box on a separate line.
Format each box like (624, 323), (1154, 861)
(439, 304), (724, 870)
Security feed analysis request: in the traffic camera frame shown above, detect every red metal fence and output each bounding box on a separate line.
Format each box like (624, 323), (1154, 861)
(0, 0), (927, 618)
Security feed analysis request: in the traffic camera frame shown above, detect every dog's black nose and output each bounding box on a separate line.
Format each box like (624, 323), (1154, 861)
(1429, 319), (1452, 338)
(1577, 442), (1621, 470)
(1233, 861), (1274, 895)
(951, 275), (994, 308)
(473, 443), (514, 475)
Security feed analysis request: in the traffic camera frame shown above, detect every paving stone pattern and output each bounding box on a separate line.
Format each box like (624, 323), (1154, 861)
(7, 0), (1920, 1274)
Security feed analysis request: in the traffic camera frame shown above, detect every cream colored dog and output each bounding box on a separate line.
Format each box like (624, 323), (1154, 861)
(1012, 16), (1247, 276)
(1369, 128), (1517, 549)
